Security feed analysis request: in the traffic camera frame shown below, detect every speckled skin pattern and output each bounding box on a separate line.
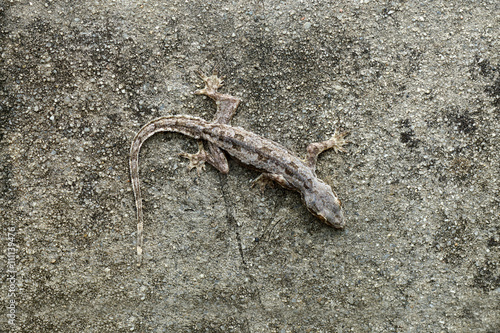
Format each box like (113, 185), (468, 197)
(130, 74), (348, 265)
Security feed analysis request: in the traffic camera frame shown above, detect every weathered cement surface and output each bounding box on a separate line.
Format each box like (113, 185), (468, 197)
(1, 1), (498, 332)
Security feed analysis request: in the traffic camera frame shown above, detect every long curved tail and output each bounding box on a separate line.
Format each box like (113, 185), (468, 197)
(129, 115), (208, 266)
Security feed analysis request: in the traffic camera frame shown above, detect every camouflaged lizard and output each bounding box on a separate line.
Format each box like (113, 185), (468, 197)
(130, 73), (348, 266)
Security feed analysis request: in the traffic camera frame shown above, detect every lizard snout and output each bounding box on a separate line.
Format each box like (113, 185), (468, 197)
(304, 182), (345, 229)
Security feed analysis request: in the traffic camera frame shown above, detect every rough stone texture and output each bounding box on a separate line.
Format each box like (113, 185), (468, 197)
(0, 1), (498, 332)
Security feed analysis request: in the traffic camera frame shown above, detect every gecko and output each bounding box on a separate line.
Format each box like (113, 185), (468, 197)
(130, 73), (349, 266)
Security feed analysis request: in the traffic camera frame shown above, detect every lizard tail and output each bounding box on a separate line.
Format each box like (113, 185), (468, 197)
(129, 115), (207, 266)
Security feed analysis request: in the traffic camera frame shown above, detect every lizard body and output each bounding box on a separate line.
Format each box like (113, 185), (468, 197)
(130, 73), (348, 265)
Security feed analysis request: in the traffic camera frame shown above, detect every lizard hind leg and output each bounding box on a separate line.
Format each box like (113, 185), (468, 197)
(179, 141), (207, 174)
(306, 130), (349, 171)
(194, 71), (224, 97)
(179, 141), (230, 175)
(194, 71), (241, 125)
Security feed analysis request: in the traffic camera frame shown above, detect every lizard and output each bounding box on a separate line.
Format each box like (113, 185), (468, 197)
(130, 73), (349, 266)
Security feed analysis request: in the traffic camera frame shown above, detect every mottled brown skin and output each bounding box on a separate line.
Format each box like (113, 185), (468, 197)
(130, 74), (348, 266)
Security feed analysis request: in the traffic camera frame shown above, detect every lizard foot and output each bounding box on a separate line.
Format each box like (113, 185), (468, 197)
(327, 130), (350, 153)
(306, 130), (350, 170)
(193, 70), (241, 124)
(251, 174), (275, 192)
(194, 71), (224, 96)
(179, 141), (208, 175)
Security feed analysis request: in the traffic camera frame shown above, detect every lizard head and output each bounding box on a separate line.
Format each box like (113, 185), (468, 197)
(303, 180), (345, 229)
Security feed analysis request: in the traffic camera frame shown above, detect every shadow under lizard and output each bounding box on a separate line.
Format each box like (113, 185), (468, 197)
(130, 73), (349, 266)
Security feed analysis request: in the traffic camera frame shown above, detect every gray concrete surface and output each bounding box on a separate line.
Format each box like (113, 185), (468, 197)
(1, 1), (499, 332)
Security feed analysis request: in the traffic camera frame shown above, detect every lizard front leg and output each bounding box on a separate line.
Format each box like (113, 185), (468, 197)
(306, 130), (349, 172)
(251, 173), (276, 192)
(253, 132), (349, 190)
